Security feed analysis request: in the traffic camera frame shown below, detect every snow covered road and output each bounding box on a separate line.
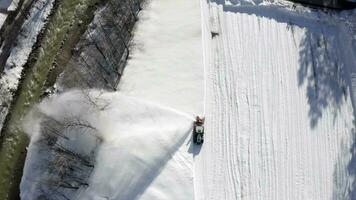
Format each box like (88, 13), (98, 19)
(197, 1), (356, 199)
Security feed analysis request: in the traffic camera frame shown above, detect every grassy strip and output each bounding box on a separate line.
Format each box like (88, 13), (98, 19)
(0, 0), (104, 199)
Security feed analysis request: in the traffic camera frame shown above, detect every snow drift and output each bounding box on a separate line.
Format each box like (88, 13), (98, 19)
(20, 90), (194, 200)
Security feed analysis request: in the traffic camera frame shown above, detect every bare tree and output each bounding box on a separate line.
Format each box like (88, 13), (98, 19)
(35, 112), (102, 199)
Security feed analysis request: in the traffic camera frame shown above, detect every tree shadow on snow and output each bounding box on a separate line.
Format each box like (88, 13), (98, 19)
(210, 0), (353, 129)
(297, 29), (348, 128)
(207, 1), (356, 198)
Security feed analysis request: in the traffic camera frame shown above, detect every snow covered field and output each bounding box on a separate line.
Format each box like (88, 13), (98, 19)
(21, 0), (204, 199)
(118, 0), (204, 114)
(118, 0), (203, 199)
(19, 0), (356, 199)
(197, 0), (356, 199)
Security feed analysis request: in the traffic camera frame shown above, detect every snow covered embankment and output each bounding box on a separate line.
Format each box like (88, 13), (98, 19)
(20, 90), (193, 200)
(0, 0), (54, 131)
(197, 0), (356, 200)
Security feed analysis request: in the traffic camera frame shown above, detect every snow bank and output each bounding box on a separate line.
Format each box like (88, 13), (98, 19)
(21, 90), (194, 200)
(0, 0), (54, 131)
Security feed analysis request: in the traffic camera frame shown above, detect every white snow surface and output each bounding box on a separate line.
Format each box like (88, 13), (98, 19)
(0, 0), (54, 131)
(197, 0), (356, 200)
(22, 0), (204, 199)
(20, 0), (356, 199)
(118, 0), (204, 115)
(118, 0), (204, 199)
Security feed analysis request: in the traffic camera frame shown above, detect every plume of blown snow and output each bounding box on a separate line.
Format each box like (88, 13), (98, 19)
(21, 90), (193, 200)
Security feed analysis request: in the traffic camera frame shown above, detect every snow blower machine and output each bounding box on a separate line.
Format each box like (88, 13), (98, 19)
(193, 116), (205, 145)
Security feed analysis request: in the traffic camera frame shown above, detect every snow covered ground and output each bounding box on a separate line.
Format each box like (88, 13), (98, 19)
(197, 0), (356, 199)
(118, 0), (204, 115)
(21, 0), (204, 199)
(19, 0), (356, 199)
(0, 0), (19, 28)
(0, 0), (55, 131)
(118, 0), (203, 199)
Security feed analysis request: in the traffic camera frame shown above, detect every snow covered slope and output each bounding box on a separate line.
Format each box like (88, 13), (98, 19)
(21, 0), (204, 199)
(118, 0), (204, 199)
(118, 0), (204, 115)
(119, 0), (204, 200)
(197, 1), (356, 199)
(20, 91), (194, 200)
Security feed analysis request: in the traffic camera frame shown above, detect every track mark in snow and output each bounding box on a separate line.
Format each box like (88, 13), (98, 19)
(198, 1), (356, 199)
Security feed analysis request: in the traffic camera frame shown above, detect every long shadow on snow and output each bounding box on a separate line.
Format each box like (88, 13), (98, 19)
(207, 1), (356, 198)
(187, 132), (202, 156)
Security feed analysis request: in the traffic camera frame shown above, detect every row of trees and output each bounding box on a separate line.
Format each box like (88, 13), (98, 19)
(60, 0), (144, 90)
(39, 115), (99, 197)
(34, 92), (107, 199)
